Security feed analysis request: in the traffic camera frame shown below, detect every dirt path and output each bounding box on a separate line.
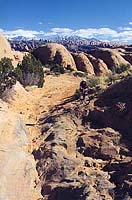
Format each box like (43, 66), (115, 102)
(9, 74), (81, 151)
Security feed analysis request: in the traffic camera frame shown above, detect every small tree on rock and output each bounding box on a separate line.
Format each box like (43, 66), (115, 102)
(0, 57), (16, 95)
(15, 54), (44, 88)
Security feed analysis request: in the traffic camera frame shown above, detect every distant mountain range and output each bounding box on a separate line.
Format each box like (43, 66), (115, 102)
(9, 35), (101, 43)
(9, 34), (126, 52)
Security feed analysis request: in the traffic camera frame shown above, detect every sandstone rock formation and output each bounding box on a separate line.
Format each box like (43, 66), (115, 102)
(2, 81), (28, 102)
(121, 53), (132, 65)
(1, 70), (132, 199)
(13, 50), (24, 64)
(0, 100), (40, 200)
(89, 76), (132, 136)
(88, 48), (130, 71)
(86, 54), (110, 76)
(0, 32), (14, 61)
(30, 74), (132, 200)
(72, 52), (95, 74)
(0, 32), (24, 67)
(33, 103), (115, 200)
(32, 43), (77, 70)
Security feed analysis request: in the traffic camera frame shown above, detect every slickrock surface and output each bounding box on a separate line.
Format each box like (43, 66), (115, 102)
(86, 54), (110, 76)
(0, 100), (41, 200)
(72, 52), (95, 74)
(33, 43), (77, 71)
(88, 48), (131, 71)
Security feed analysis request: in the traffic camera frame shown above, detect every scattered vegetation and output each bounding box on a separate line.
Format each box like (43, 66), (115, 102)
(50, 64), (65, 75)
(15, 54), (44, 87)
(0, 57), (16, 95)
(74, 89), (81, 99)
(73, 71), (86, 78)
(87, 76), (101, 88)
(115, 64), (131, 74)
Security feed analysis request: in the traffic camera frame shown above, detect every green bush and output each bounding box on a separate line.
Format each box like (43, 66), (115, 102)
(115, 64), (131, 74)
(0, 57), (16, 95)
(0, 57), (14, 75)
(15, 54), (44, 88)
(50, 64), (65, 74)
(104, 74), (119, 85)
(74, 89), (81, 99)
(73, 71), (86, 78)
(88, 77), (100, 88)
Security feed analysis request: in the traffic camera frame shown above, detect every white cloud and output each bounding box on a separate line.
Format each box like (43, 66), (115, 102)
(38, 22), (43, 25)
(129, 21), (132, 25)
(0, 28), (4, 32)
(119, 26), (132, 31)
(3, 29), (46, 39)
(1, 26), (132, 43)
(51, 28), (73, 33)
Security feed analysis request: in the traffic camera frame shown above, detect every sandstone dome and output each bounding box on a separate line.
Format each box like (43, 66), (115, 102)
(72, 52), (95, 75)
(89, 48), (130, 71)
(86, 54), (110, 76)
(32, 43), (77, 70)
(0, 32), (24, 67)
(0, 32), (14, 61)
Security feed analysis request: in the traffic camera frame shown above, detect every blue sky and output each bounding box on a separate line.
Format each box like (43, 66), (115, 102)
(1, 0), (132, 42)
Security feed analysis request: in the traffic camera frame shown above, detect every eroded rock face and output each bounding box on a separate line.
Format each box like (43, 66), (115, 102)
(32, 43), (77, 71)
(86, 54), (110, 76)
(72, 52), (95, 74)
(88, 48), (130, 71)
(122, 53), (132, 65)
(91, 76), (132, 135)
(84, 76), (132, 199)
(33, 103), (116, 200)
(32, 76), (132, 200)
(0, 101), (40, 200)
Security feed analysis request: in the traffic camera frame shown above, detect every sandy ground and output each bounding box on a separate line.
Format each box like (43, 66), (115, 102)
(8, 74), (81, 151)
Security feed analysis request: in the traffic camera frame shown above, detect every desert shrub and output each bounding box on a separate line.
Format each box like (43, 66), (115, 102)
(74, 89), (81, 99)
(45, 64), (51, 68)
(15, 54), (44, 87)
(88, 77), (101, 88)
(73, 71), (86, 78)
(50, 64), (65, 74)
(0, 57), (16, 95)
(67, 64), (74, 71)
(0, 57), (14, 74)
(104, 72), (122, 86)
(115, 64), (131, 74)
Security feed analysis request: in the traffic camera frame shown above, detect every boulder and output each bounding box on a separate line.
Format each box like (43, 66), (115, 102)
(32, 43), (77, 70)
(72, 52), (94, 74)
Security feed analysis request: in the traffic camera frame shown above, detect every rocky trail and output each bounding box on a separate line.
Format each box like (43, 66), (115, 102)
(0, 74), (81, 200)
(1, 74), (132, 200)
(8, 74), (81, 150)
(1, 26), (132, 200)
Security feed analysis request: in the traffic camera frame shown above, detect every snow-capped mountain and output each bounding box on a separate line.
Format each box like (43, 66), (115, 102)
(9, 34), (100, 43)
